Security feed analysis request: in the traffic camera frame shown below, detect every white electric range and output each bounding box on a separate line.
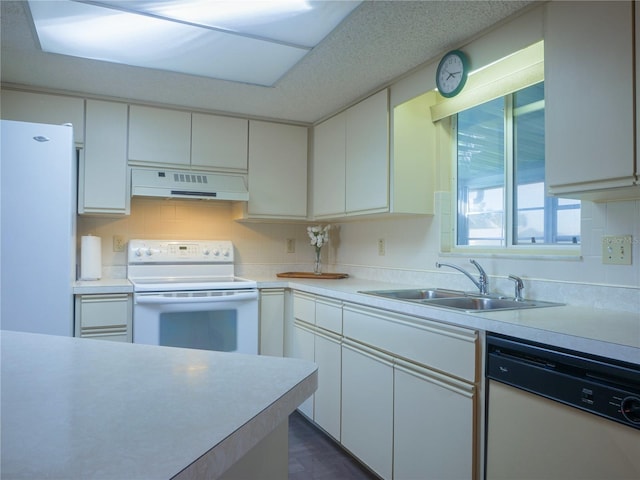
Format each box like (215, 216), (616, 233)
(128, 239), (258, 354)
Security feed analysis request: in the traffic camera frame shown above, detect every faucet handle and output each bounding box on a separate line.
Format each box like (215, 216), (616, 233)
(508, 275), (524, 301)
(470, 259), (489, 294)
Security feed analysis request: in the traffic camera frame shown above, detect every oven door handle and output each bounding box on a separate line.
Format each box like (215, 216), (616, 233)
(134, 291), (258, 304)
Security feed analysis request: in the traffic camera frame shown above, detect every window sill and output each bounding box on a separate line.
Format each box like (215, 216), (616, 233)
(444, 246), (582, 261)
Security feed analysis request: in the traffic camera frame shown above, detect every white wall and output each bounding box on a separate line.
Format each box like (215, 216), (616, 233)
(329, 198), (640, 312)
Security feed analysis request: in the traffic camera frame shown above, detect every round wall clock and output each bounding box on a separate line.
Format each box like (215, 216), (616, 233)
(435, 50), (469, 98)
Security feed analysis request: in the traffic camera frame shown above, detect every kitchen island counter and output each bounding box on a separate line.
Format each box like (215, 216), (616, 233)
(0, 330), (317, 479)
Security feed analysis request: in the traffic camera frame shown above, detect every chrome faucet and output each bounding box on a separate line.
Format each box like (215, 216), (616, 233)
(435, 259), (489, 295)
(508, 275), (525, 301)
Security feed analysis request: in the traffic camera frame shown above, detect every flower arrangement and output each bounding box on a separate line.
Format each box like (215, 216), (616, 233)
(307, 224), (331, 274)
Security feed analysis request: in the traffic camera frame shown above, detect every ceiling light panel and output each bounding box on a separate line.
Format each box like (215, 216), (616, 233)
(27, 0), (361, 86)
(96, 0), (360, 47)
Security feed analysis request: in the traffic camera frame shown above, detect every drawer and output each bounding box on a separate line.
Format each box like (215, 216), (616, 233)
(77, 294), (129, 329)
(343, 304), (477, 383)
(293, 291), (316, 324)
(316, 297), (342, 333)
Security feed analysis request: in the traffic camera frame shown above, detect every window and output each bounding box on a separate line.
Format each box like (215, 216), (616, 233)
(454, 82), (580, 248)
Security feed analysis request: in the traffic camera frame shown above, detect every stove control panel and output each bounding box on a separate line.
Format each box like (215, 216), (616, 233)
(128, 239), (233, 264)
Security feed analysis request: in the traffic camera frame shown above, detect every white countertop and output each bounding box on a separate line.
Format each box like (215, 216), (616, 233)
(73, 275), (639, 364)
(74, 278), (133, 294)
(0, 331), (317, 479)
(255, 276), (640, 365)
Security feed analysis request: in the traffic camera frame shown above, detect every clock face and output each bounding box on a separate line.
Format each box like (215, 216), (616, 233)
(436, 51), (468, 98)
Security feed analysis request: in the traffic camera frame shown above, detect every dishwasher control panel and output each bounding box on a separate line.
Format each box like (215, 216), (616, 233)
(487, 333), (640, 430)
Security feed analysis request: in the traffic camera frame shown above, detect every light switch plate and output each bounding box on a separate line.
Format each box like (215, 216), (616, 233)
(602, 235), (632, 265)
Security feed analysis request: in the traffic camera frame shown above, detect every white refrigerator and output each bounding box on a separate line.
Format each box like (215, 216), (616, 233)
(1, 120), (76, 336)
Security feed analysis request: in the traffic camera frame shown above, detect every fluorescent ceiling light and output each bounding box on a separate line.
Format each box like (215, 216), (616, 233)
(28, 0), (361, 87)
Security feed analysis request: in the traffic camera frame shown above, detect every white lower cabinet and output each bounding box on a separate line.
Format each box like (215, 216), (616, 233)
(342, 339), (394, 479)
(313, 329), (342, 441)
(259, 288), (285, 357)
(74, 294), (132, 342)
(291, 320), (315, 419)
(290, 292), (343, 438)
(287, 291), (479, 480)
(393, 359), (475, 480)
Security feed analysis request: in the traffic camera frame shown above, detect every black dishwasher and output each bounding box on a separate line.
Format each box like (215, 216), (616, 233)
(485, 333), (640, 479)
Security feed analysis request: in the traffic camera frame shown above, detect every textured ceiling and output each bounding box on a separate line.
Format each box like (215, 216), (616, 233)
(1, 1), (535, 124)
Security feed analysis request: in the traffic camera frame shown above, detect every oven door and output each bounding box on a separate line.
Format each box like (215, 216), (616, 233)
(133, 289), (258, 354)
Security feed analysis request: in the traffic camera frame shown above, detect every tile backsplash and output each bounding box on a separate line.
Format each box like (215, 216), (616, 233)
(77, 198), (313, 278)
(77, 197), (640, 312)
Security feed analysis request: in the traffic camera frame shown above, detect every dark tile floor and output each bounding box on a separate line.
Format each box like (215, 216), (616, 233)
(288, 411), (378, 480)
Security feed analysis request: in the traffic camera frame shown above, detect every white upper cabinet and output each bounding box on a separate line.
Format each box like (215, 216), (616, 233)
(128, 105), (191, 167)
(240, 120), (308, 220)
(128, 105), (250, 174)
(312, 88), (435, 219)
(79, 100), (129, 215)
(545, 1), (638, 200)
(345, 89), (389, 215)
(313, 112), (346, 218)
(312, 89), (389, 219)
(392, 90), (438, 215)
(191, 113), (248, 172)
(0, 90), (85, 144)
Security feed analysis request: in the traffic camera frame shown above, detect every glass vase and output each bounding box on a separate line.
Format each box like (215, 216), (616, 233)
(314, 247), (322, 275)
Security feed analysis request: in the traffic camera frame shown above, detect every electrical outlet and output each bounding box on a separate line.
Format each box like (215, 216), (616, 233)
(602, 235), (632, 265)
(113, 235), (125, 252)
(378, 238), (385, 256)
(286, 238), (296, 254)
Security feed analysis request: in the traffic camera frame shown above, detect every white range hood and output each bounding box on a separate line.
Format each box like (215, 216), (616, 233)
(131, 168), (249, 201)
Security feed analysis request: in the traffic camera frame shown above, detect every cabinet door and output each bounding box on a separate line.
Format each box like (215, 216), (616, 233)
(313, 112), (346, 218)
(545, 1), (635, 196)
(80, 100), (129, 215)
(0, 90), (85, 143)
(75, 294), (132, 342)
(128, 105), (191, 167)
(345, 89), (389, 215)
(259, 288), (284, 357)
(291, 321), (315, 419)
(343, 303), (477, 383)
(293, 291), (316, 324)
(191, 113), (248, 172)
(392, 90), (437, 214)
(313, 330), (341, 441)
(247, 120), (308, 219)
(394, 359), (475, 480)
(315, 297), (342, 334)
(341, 339), (393, 480)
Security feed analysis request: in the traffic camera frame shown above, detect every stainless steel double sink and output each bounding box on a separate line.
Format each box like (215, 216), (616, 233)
(359, 288), (562, 312)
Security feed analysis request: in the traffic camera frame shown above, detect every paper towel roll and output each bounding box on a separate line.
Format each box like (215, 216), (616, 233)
(81, 235), (102, 280)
